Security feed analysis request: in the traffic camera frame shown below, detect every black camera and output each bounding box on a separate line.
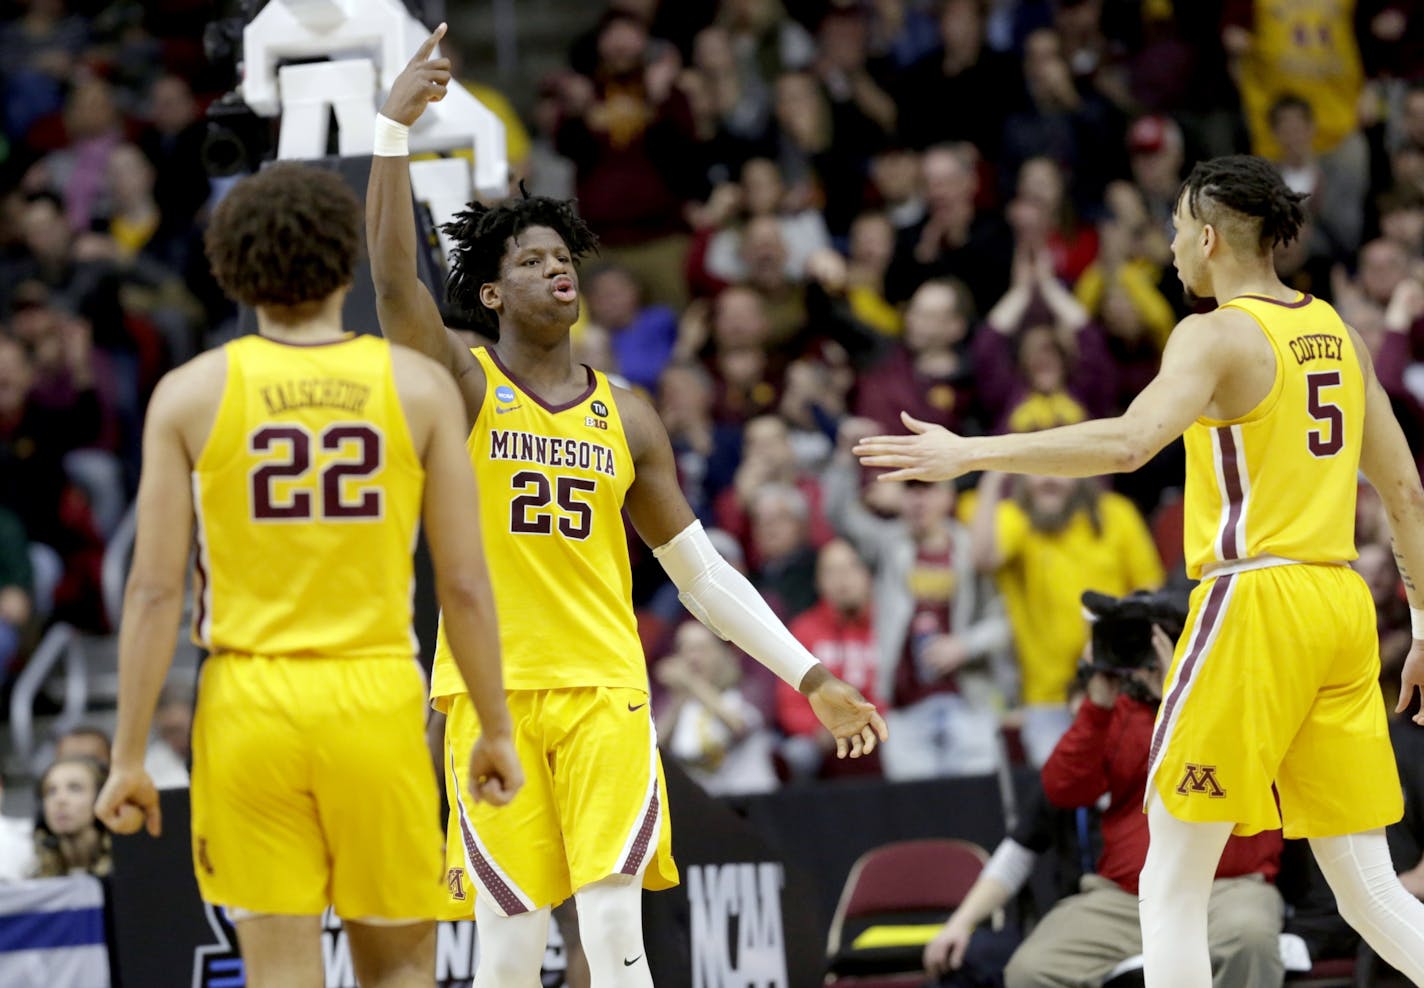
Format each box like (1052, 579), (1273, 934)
(1082, 588), (1191, 675)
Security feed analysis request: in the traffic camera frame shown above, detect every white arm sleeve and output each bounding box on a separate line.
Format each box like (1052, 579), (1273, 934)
(980, 837), (1037, 895)
(653, 520), (821, 689)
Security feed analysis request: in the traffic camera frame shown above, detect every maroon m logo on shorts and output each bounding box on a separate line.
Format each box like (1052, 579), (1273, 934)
(1176, 763), (1227, 797)
(447, 867), (467, 901)
(197, 837), (215, 875)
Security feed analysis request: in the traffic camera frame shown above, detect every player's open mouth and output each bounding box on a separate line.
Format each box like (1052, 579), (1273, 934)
(552, 278), (577, 302)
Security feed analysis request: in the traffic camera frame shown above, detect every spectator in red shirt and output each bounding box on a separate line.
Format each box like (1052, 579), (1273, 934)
(778, 538), (884, 780)
(1003, 619), (1284, 988)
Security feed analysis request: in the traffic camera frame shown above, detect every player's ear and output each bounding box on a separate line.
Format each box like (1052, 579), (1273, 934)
(479, 281), (501, 313)
(1200, 223), (1216, 257)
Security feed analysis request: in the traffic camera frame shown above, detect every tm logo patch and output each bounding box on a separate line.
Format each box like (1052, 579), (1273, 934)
(590, 399), (608, 417)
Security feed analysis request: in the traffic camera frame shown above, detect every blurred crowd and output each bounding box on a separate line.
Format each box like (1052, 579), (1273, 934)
(510, 0), (1424, 792)
(0, 0), (1419, 833)
(0, 0), (1420, 982)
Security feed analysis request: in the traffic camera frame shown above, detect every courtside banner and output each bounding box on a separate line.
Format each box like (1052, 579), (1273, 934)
(109, 767), (1006, 986)
(0, 874), (110, 988)
(109, 767), (827, 988)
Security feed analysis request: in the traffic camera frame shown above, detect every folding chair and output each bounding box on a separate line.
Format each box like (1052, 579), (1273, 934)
(825, 838), (996, 986)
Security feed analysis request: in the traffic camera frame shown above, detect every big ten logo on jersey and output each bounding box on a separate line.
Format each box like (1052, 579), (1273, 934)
(585, 398), (609, 431)
(687, 862), (790, 988)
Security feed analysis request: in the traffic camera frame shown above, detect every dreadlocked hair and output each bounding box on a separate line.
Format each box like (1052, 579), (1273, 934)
(1178, 155), (1308, 251)
(442, 189), (599, 333)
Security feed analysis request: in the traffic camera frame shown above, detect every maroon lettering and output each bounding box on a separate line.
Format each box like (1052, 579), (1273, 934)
(321, 425), (383, 518)
(1306, 370), (1344, 457)
(249, 423), (384, 522)
(250, 426), (312, 519)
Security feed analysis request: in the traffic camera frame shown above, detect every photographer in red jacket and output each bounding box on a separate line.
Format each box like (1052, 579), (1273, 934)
(1003, 589), (1285, 988)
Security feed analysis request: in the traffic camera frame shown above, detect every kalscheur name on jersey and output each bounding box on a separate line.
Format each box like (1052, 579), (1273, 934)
(261, 378), (372, 416)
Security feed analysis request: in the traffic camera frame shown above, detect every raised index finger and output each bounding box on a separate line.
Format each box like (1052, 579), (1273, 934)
(411, 22), (448, 65)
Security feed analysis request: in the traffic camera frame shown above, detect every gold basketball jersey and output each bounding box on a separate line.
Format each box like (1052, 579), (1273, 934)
(1182, 293), (1363, 579)
(430, 348), (645, 699)
(191, 335), (423, 657)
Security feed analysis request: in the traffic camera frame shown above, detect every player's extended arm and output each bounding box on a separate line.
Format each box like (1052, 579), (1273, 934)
(1352, 327), (1424, 724)
(413, 363), (522, 801)
(96, 371), (200, 837)
(615, 389), (889, 758)
(854, 313), (1226, 481)
(367, 23), (483, 421)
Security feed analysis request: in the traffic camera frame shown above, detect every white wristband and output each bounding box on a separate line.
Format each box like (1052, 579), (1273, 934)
(373, 114), (410, 157)
(1412, 607), (1424, 640)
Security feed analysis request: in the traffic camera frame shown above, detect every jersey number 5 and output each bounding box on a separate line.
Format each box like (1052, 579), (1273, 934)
(1306, 371), (1343, 458)
(510, 471), (596, 539)
(249, 424), (384, 521)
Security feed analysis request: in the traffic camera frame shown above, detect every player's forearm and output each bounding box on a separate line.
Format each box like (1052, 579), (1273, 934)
(967, 416), (1147, 477)
(701, 569), (821, 691)
(366, 156), (446, 356)
(1383, 486), (1424, 617)
(366, 155), (418, 297)
(439, 581), (512, 737)
(654, 521), (820, 689)
(111, 584), (183, 768)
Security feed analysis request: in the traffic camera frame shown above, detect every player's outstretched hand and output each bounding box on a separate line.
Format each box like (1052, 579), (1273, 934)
(381, 22), (452, 127)
(801, 665), (889, 759)
(1398, 640), (1424, 727)
(467, 733), (524, 807)
(95, 765), (161, 837)
(853, 412), (971, 482)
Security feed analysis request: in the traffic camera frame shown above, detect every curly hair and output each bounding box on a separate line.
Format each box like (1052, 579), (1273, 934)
(1177, 155), (1308, 252)
(442, 190), (599, 334)
(204, 162), (361, 318)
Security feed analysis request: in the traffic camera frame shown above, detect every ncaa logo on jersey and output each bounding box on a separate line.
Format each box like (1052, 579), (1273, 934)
(495, 386), (517, 404)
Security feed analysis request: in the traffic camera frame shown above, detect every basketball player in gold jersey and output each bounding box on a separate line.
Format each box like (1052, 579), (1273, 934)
(93, 162), (522, 988)
(857, 154), (1424, 985)
(367, 26), (887, 988)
